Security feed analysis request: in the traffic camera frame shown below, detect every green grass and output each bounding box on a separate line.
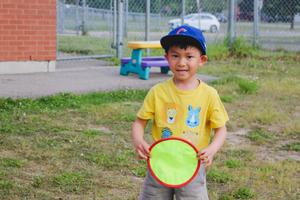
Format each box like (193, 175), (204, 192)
(0, 180), (13, 195)
(207, 168), (232, 183)
(233, 187), (255, 199)
(58, 35), (113, 55)
(225, 158), (242, 168)
(246, 129), (273, 144)
(0, 158), (24, 168)
(0, 48), (300, 199)
(281, 142), (300, 152)
(53, 171), (91, 193)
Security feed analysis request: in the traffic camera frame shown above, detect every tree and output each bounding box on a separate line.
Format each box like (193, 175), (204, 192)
(282, 0), (300, 29)
(263, 0), (300, 29)
(238, 0), (253, 21)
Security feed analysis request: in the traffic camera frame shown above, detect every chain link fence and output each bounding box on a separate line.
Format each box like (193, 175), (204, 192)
(235, 0), (300, 51)
(56, 0), (300, 62)
(56, 0), (114, 61)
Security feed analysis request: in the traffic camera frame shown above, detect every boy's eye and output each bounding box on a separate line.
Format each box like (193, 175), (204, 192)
(187, 56), (194, 59)
(171, 54), (178, 58)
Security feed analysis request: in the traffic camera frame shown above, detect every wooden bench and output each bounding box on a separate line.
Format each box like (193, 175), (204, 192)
(120, 41), (169, 80)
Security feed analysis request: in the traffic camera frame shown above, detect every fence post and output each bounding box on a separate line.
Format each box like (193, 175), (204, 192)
(181, 0), (185, 25)
(57, 0), (65, 34)
(145, 0), (150, 56)
(112, 0), (117, 49)
(253, 0), (259, 47)
(82, 0), (87, 35)
(227, 0), (235, 48)
(117, 0), (124, 59)
(76, 0), (80, 35)
(196, 0), (201, 29)
(124, 0), (128, 37)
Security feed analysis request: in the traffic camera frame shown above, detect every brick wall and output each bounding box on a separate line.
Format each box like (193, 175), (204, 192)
(0, 0), (56, 61)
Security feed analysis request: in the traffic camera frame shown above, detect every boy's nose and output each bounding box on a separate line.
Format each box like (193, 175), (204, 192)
(178, 58), (187, 67)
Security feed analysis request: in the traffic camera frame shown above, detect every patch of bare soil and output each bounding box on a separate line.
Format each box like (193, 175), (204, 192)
(227, 129), (300, 161)
(227, 128), (251, 146)
(90, 126), (112, 134)
(0, 150), (17, 157)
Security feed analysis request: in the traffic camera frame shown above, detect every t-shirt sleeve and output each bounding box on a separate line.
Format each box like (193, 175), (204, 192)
(137, 87), (155, 120)
(208, 90), (229, 128)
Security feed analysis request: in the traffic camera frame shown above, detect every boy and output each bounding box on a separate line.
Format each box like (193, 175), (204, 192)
(132, 25), (229, 200)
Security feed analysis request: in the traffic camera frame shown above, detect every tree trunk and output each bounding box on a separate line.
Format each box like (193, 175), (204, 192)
(290, 14), (294, 30)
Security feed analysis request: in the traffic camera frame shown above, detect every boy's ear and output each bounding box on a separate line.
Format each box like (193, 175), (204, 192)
(200, 55), (208, 65)
(164, 54), (168, 60)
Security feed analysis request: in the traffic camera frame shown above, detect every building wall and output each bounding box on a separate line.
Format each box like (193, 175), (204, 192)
(0, 0), (56, 74)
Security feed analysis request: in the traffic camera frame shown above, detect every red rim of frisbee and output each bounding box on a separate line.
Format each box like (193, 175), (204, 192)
(147, 137), (200, 188)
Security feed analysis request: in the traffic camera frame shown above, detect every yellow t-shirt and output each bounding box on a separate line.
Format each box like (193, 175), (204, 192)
(137, 78), (229, 150)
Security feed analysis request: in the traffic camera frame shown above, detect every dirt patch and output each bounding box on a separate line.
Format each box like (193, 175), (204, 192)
(226, 129), (300, 161)
(227, 128), (251, 146)
(0, 150), (17, 158)
(90, 126), (112, 134)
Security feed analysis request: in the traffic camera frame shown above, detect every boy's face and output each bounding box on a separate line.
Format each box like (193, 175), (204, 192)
(165, 45), (207, 84)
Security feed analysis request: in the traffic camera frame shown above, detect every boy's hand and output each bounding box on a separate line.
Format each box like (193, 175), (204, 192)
(198, 126), (227, 167)
(197, 146), (216, 168)
(131, 118), (149, 160)
(133, 139), (150, 160)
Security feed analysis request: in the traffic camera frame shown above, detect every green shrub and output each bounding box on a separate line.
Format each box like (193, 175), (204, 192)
(81, 129), (101, 137)
(0, 158), (24, 168)
(207, 169), (231, 183)
(225, 159), (242, 168)
(221, 95), (234, 103)
(246, 129), (271, 144)
(219, 194), (234, 200)
(233, 187), (255, 199)
(53, 171), (90, 193)
(238, 79), (258, 94)
(0, 180), (13, 195)
(207, 42), (229, 60)
(281, 142), (300, 152)
(226, 37), (255, 58)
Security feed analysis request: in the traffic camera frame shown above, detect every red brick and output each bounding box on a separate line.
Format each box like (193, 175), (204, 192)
(0, 19), (9, 25)
(0, 0), (56, 61)
(3, 24), (17, 30)
(9, 20), (23, 25)
(3, 35), (17, 40)
(17, 4), (30, 9)
(0, 9), (9, 14)
(9, 8), (23, 15)
(3, 4), (16, 9)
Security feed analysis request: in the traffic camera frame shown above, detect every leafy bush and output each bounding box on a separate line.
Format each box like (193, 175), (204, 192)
(233, 187), (255, 199)
(246, 129), (272, 144)
(207, 169), (232, 183)
(225, 37), (256, 58)
(225, 159), (242, 168)
(281, 142), (300, 152)
(238, 79), (258, 94)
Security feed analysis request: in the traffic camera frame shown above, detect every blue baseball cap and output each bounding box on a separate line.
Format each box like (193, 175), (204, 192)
(160, 25), (207, 55)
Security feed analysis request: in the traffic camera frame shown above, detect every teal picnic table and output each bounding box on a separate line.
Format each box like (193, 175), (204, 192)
(120, 41), (169, 80)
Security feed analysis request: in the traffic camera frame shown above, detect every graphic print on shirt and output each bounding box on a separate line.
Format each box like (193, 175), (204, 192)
(167, 108), (177, 124)
(161, 127), (173, 138)
(162, 103), (182, 125)
(181, 131), (199, 147)
(186, 105), (201, 128)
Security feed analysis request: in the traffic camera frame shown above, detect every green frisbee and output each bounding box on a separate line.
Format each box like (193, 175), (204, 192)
(147, 137), (200, 188)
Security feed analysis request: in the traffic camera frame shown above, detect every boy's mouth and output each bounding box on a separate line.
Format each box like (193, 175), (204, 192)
(176, 69), (188, 72)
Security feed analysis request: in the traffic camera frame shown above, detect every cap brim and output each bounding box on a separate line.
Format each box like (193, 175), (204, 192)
(160, 35), (206, 55)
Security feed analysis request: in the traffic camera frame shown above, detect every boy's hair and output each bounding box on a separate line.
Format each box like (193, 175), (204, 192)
(163, 40), (203, 55)
(160, 25), (207, 55)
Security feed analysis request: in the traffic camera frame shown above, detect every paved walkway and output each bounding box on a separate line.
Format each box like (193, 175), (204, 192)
(0, 60), (218, 98)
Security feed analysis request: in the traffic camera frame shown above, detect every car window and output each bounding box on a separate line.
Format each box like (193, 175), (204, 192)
(184, 14), (195, 20)
(201, 15), (213, 20)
